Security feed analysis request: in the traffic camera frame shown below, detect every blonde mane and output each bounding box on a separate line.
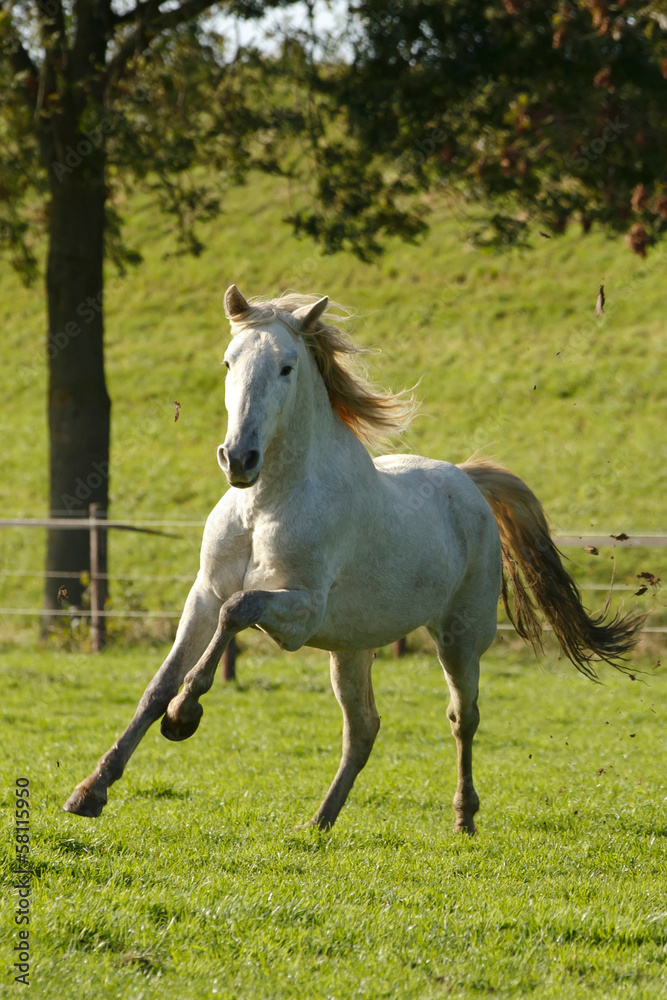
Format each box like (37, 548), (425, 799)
(230, 293), (416, 445)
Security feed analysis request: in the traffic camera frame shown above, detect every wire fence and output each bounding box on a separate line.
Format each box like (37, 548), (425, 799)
(1, 517), (665, 633)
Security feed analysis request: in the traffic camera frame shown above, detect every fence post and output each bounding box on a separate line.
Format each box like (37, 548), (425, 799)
(222, 638), (237, 681)
(393, 637), (406, 658)
(89, 503), (106, 652)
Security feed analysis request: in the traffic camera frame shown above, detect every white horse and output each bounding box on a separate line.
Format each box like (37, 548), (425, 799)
(64, 285), (642, 833)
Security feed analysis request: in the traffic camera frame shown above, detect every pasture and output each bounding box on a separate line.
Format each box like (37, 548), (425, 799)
(1, 172), (665, 997)
(2, 638), (665, 998)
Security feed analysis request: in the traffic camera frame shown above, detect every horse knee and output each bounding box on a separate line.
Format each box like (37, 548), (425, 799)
(220, 590), (267, 632)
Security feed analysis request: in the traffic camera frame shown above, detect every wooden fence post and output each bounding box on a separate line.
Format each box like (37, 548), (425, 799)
(222, 637), (237, 681)
(89, 503), (106, 652)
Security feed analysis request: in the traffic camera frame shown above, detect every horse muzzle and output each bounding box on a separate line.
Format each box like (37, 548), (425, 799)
(217, 443), (262, 488)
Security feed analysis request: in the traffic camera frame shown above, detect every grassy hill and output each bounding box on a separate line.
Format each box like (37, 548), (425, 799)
(0, 171), (664, 644)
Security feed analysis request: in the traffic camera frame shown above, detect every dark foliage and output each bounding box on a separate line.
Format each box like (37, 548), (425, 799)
(299, 1), (667, 255)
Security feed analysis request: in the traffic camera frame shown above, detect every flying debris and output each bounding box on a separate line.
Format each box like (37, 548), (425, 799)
(596, 284), (605, 316)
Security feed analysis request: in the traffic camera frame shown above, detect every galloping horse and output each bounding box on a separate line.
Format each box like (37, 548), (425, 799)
(64, 286), (642, 833)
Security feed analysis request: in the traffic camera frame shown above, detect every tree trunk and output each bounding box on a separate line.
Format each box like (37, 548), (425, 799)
(34, 5), (112, 632)
(42, 157), (110, 624)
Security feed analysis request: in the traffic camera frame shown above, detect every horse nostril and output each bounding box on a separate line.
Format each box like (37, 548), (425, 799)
(219, 444), (260, 481)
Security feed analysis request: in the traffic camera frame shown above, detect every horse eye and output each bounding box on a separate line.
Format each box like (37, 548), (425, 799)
(222, 360), (230, 370)
(280, 365), (294, 377)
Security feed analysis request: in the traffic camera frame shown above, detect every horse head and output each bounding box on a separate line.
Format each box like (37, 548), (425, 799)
(217, 285), (328, 488)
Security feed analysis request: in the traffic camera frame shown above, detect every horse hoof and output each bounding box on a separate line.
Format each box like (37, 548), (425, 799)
(298, 813), (334, 832)
(293, 818), (320, 832)
(63, 781), (107, 818)
(160, 700), (203, 742)
(453, 818), (476, 835)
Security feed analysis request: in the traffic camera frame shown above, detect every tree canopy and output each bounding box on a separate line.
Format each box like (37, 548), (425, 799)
(289, 1), (667, 258)
(0, 1), (303, 280)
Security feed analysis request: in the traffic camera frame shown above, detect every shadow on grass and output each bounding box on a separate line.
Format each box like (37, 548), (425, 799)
(132, 784), (191, 801)
(120, 950), (164, 976)
(52, 836), (99, 856)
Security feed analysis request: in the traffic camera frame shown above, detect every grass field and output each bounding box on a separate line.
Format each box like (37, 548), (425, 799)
(0, 171), (665, 998)
(2, 640), (666, 999)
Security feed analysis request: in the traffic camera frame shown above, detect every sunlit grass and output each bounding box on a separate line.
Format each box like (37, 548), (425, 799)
(1, 642), (665, 998)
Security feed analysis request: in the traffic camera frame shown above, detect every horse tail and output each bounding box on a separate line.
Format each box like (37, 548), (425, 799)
(459, 458), (645, 680)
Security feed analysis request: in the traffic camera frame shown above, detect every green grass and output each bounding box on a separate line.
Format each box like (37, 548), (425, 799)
(1, 641), (665, 998)
(0, 171), (665, 640)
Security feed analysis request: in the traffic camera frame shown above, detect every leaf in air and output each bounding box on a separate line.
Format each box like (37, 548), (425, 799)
(595, 284), (605, 316)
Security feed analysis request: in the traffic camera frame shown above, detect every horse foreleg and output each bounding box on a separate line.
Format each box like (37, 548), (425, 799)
(163, 587), (324, 739)
(63, 586), (221, 817)
(310, 649), (379, 830)
(161, 590), (268, 740)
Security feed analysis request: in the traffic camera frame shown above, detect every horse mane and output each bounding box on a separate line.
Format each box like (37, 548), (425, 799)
(230, 292), (416, 445)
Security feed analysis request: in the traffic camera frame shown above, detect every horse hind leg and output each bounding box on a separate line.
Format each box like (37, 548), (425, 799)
(447, 663), (480, 834)
(431, 620), (486, 835)
(310, 649), (379, 830)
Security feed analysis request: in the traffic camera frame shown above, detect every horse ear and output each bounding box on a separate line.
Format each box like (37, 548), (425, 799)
(224, 285), (250, 320)
(293, 296), (329, 330)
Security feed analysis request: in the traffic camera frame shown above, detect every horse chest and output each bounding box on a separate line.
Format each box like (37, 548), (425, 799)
(243, 521), (322, 590)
